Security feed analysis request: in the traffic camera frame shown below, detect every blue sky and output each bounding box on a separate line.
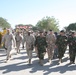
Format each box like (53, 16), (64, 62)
(0, 0), (76, 30)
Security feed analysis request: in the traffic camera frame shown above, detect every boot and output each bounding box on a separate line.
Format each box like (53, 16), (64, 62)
(9, 54), (11, 58)
(28, 59), (31, 64)
(49, 59), (52, 64)
(59, 58), (62, 64)
(5, 57), (9, 63)
(19, 49), (20, 53)
(40, 59), (43, 66)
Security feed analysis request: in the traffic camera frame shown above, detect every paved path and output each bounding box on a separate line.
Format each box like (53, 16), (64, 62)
(0, 48), (76, 75)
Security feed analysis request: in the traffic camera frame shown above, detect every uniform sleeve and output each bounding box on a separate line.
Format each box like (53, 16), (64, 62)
(1, 35), (5, 44)
(46, 35), (48, 42)
(34, 36), (39, 47)
(53, 34), (56, 43)
(32, 36), (35, 45)
(65, 36), (68, 45)
(44, 37), (47, 47)
(11, 34), (15, 44)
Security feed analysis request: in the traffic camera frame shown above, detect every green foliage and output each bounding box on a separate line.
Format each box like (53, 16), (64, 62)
(0, 17), (11, 28)
(66, 23), (76, 31)
(36, 16), (59, 32)
(32, 26), (42, 31)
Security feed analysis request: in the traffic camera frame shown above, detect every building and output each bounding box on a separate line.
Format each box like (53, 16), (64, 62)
(15, 24), (33, 32)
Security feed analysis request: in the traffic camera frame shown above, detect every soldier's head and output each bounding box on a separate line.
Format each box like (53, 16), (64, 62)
(7, 29), (10, 34)
(49, 29), (53, 34)
(27, 32), (30, 36)
(60, 30), (65, 36)
(71, 31), (75, 37)
(39, 31), (43, 36)
(17, 31), (20, 35)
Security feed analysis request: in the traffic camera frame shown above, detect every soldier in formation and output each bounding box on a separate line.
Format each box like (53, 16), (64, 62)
(56, 30), (67, 64)
(35, 31), (47, 66)
(25, 32), (35, 64)
(1, 28), (76, 65)
(68, 31), (76, 64)
(1, 29), (15, 62)
(46, 30), (56, 64)
(15, 32), (22, 53)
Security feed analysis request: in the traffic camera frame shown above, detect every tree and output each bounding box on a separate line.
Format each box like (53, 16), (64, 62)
(0, 17), (11, 28)
(66, 23), (76, 31)
(35, 16), (59, 32)
(32, 26), (42, 31)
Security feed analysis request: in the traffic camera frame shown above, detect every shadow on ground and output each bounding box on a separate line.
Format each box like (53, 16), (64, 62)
(0, 56), (76, 75)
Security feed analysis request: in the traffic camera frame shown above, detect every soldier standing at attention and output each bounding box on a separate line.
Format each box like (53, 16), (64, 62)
(56, 30), (67, 64)
(35, 31), (47, 66)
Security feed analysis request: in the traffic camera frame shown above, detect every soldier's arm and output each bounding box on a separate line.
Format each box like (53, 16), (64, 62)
(32, 36), (35, 46)
(1, 35), (5, 44)
(20, 36), (22, 43)
(11, 35), (15, 47)
(44, 37), (47, 48)
(53, 34), (56, 43)
(34, 36), (38, 47)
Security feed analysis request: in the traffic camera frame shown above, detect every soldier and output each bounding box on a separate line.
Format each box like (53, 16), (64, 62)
(1, 29), (15, 62)
(25, 32), (35, 65)
(35, 31), (47, 66)
(15, 32), (22, 53)
(46, 30), (56, 63)
(68, 31), (76, 64)
(34, 31), (40, 57)
(56, 30), (67, 64)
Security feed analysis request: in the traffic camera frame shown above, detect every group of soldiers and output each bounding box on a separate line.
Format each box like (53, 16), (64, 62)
(0, 29), (76, 66)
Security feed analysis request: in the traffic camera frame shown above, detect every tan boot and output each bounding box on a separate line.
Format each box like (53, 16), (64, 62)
(5, 57), (9, 63)
(49, 60), (52, 64)
(28, 59), (31, 64)
(59, 59), (62, 64)
(9, 55), (11, 58)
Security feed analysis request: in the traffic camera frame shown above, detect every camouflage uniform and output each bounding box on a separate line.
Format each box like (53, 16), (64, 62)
(46, 34), (56, 61)
(35, 36), (47, 60)
(56, 35), (67, 59)
(68, 33), (76, 63)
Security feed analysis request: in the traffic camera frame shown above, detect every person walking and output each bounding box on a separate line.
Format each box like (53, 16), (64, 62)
(46, 30), (56, 64)
(15, 32), (22, 53)
(68, 31), (76, 64)
(35, 31), (47, 66)
(1, 29), (15, 62)
(25, 32), (35, 65)
(56, 30), (67, 64)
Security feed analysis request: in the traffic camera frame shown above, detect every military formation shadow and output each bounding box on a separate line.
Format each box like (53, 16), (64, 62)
(0, 54), (76, 75)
